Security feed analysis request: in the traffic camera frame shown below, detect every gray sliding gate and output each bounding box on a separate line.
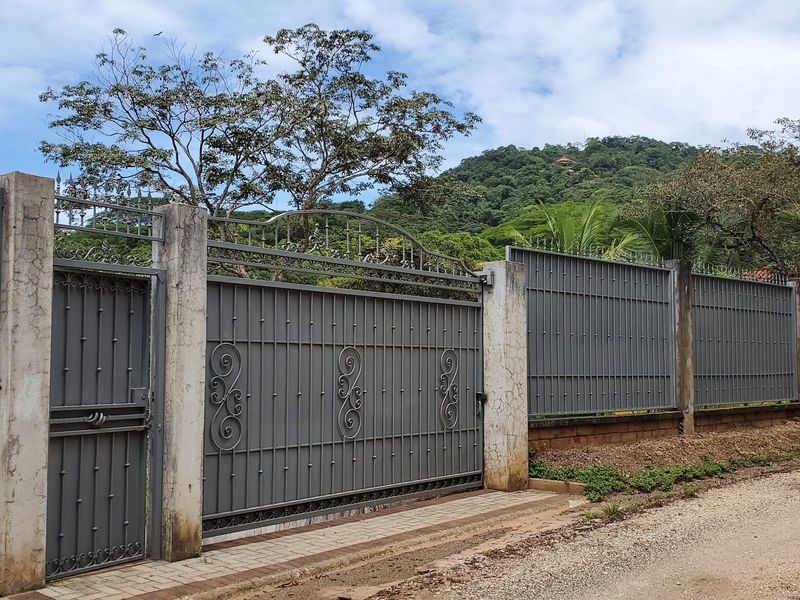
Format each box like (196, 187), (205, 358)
(509, 247), (676, 416)
(202, 211), (485, 536)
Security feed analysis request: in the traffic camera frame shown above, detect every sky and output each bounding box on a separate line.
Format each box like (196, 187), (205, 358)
(2, 0), (800, 207)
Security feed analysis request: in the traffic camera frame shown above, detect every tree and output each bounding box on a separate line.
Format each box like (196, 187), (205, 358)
(263, 25), (480, 210)
(646, 120), (800, 275)
(40, 25), (479, 214)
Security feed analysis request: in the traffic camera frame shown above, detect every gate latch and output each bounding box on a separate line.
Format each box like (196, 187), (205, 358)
(129, 387), (153, 430)
(476, 392), (488, 416)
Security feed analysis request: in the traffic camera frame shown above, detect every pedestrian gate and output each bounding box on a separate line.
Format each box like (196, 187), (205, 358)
(202, 211), (485, 536)
(46, 265), (157, 579)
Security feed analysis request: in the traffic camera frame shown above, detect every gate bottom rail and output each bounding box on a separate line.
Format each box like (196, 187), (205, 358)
(202, 472), (483, 536)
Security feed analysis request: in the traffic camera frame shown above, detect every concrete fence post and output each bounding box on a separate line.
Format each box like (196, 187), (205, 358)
(481, 261), (529, 491)
(791, 280), (800, 401)
(0, 172), (54, 595)
(667, 259), (695, 434)
(153, 204), (207, 562)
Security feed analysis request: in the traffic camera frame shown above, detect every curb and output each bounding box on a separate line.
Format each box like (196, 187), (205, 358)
(529, 477), (589, 495)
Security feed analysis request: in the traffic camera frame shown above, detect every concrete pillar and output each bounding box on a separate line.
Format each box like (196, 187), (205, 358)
(153, 204), (207, 562)
(0, 172), (54, 595)
(481, 261), (529, 491)
(791, 281), (800, 401)
(667, 259), (695, 434)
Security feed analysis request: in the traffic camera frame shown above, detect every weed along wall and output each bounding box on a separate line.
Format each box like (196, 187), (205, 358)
(509, 247), (800, 451)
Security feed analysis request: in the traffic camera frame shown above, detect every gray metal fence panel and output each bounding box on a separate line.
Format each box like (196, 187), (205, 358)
(47, 268), (152, 579)
(692, 275), (797, 406)
(509, 247), (676, 416)
(202, 278), (484, 536)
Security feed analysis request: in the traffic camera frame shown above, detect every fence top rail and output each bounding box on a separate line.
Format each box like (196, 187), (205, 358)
(692, 266), (791, 287)
(54, 194), (165, 242)
(52, 193), (165, 268)
(208, 209), (481, 279)
(55, 194), (164, 218)
(506, 245), (671, 271)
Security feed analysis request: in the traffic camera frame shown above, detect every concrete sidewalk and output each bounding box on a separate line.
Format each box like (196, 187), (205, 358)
(8, 489), (570, 600)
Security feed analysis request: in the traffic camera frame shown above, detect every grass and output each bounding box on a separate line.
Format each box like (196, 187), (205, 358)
(530, 451), (797, 502)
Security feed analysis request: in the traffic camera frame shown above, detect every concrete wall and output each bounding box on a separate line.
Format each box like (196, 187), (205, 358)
(153, 204), (207, 562)
(0, 172), (54, 595)
(481, 261), (529, 491)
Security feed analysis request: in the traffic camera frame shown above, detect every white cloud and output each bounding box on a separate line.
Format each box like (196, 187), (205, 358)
(2, 0), (800, 174)
(343, 0), (800, 161)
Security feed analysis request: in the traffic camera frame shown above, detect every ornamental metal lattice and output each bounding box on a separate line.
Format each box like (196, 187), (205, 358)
(206, 210), (482, 300)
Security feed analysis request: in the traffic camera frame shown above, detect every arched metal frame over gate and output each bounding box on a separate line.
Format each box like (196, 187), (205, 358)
(202, 210), (486, 536)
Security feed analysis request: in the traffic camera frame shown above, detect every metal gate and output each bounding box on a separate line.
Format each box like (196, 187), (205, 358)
(46, 266), (154, 578)
(202, 211), (485, 536)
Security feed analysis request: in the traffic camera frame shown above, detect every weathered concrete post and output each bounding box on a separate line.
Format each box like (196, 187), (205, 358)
(0, 172), (54, 595)
(791, 280), (800, 401)
(153, 204), (207, 561)
(667, 259), (695, 434)
(481, 261), (529, 491)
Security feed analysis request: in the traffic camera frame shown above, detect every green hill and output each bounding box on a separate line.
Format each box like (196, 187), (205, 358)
(370, 135), (699, 236)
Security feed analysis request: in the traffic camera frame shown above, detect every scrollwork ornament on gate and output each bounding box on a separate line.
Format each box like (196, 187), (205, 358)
(208, 342), (244, 451)
(439, 349), (459, 430)
(337, 346), (363, 439)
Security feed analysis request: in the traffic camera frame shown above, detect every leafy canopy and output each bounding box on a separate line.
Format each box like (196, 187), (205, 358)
(40, 25), (479, 214)
(646, 120), (800, 275)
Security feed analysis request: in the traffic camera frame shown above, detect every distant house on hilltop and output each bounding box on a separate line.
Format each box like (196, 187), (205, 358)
(556, 156), (576, 170)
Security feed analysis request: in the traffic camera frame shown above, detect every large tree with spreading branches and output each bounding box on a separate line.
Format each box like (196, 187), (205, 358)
(40, 25), (479, 214)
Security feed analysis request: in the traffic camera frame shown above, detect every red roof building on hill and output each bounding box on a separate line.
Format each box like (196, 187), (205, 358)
(556, 156), (576, 165)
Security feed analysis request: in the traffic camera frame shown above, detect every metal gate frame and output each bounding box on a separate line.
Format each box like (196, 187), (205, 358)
(47, 258), (166, 577)
(201, 210), (487, 537)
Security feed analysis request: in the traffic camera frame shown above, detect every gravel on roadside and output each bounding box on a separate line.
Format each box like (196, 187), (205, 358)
(374, 468), (800, 600)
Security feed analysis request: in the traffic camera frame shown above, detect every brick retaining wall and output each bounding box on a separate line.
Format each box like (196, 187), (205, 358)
(529, 404), (800, 450)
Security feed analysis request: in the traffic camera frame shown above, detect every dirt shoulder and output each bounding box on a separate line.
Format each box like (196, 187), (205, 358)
(534, 419), (800, 472)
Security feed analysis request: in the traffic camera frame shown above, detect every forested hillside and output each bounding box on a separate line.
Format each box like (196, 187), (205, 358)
(367, 136), (699, 265)
(371, 136), (698, 233)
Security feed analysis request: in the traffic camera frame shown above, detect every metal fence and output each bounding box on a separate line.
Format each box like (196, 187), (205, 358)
(692, 274), (797, 406)
(509, 247), (676, 416)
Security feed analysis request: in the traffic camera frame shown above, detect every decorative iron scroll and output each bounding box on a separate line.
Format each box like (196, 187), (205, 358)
(438, 349), (459, 429)
(46, 541), (142, 577)
(208, 342), (244, 451)
(55, 271), (149, 295)
(202, 473), (482, 534)
(337, 346), (363, 439)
